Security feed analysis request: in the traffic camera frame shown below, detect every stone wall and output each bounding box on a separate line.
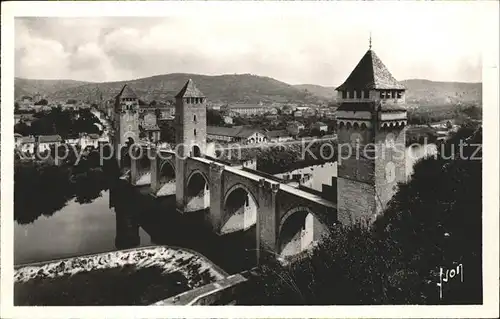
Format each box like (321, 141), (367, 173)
(337, 177), (376, 225)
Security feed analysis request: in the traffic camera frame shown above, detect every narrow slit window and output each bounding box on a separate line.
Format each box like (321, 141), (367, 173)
(194, 129), (197, 137)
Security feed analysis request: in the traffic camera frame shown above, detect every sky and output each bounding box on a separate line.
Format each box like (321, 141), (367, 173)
(14, 2), (487, 86)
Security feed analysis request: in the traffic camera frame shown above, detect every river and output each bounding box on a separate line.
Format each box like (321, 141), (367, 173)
(14, 191), (151, 264)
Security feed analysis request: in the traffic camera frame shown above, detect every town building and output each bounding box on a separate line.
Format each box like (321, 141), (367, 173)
(37, 135), (62, 153)
(18, 136), (36, 154)
(265, 130), (294, 143)
(335, 42), (407, 225)
(221, 103), (270, 117)
(223, 116), (234, 125)
(286, 121), (305, 135)
(311, 121), (328, 133)
(207, 126), (267, 144)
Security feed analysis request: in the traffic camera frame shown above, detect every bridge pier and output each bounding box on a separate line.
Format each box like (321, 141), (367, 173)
(256, 179), (280, 263)
(175, 149), (187, 213)
(130, 151), (139, 186)
(150, 145), (161, 195)
(208, 162), (225, 233)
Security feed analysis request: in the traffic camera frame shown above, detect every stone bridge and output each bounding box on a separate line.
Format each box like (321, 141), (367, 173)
(126, 145), (337, 259)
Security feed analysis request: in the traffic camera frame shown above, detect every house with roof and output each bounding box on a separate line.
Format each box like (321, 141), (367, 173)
(222, 104), (268, 117)
(286, 121), (305, 135)
(37, 135), (62, 153)
(266, 130), (294, 143)
(79, 133), (101, 149)
(311, 121), (328, 133)
(293, 110), (303, 118)
(223, 115), (234, 125)
(19, 136), (36, 154)
(207, 126), (267, 144)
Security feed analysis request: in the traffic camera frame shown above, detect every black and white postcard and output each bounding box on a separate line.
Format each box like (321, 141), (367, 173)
(1, 1), (498, 318)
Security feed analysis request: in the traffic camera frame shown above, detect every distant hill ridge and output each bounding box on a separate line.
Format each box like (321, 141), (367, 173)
(15, 74), (482, 106)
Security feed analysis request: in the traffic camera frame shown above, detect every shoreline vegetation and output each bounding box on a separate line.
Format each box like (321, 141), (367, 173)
(14, 246), (226, 306)
(14, 146), (111, 225)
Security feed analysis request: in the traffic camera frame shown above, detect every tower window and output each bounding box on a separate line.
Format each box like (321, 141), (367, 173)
(357, 90), (362, 99)
(380, 91), (386, 99)
(351, 90), (355, 99)
(364, 90), (369, 99)
(342, 91), (347, 99)
(193, 115), (197, 122)
(194, 129), (197, 137)
(391, 91), (396, 98)
(397, 91), (402, 99)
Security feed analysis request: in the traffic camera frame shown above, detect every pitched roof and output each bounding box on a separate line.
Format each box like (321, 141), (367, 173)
(175, 79), (205, 98)
(336, 50), (405, 91)
(21, 136), (35, 144)
(88, 133), (100, 139)
(116, 84), (138, 99)
(337, 101), (407, 112)
(266, 130), (290, 138)
(207, 126), (264, 138)
(38, 135), (62, 143)
(313, 121), (327, 127)
(229, 104), (266, 109)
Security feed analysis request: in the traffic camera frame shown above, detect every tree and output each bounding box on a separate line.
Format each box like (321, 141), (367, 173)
(34, 99), (49, 106)
(14, 122), (31, 136)
(207, 109), (224, 126)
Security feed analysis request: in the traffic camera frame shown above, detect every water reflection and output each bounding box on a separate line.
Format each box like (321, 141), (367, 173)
(14, 188), (151, 265)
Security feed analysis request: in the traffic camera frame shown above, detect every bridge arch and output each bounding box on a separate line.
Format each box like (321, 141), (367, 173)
(278, 206), (316, 256)
(185, 169), (210, 213)
(120, 137), (136, 168)
(221, 183), (259, 234)
(159, 160), (176, 183)
(131, 145), (152, 183)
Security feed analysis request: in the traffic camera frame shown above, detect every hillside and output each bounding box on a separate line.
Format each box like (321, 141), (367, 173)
(401, 79), (482, 106)
(15, 75), (482, 107)
(14, 78), (90, 99)
(295, 80), (482, 107)
(16, 74), (327, 105)
(294, 84), (337, 100)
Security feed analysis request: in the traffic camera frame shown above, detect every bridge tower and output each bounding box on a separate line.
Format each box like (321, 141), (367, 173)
(174, 79), (207, 212)
(335, 44), (408, 225)
(112, 84), (140, 168)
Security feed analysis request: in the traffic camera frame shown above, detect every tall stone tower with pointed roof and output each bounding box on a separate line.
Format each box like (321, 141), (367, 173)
(113, 84), (140, 167)
(335, 48), (408, 225)
(174, 79), (207, 212)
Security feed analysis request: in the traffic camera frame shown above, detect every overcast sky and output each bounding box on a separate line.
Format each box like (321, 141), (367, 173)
(14, 2), (487, 86)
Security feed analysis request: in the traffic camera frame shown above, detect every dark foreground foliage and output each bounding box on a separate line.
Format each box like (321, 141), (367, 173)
(241, 124), (482, 305)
